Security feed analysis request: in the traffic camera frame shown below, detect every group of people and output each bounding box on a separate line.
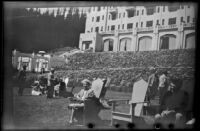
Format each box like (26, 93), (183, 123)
(146, 67), (193, 128)
(39, 68), (74, 98)
(16, 65), (194, 128)
(17, 66), (74, 98)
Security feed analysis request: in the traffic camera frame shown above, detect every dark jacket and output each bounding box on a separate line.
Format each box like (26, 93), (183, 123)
(164, 90), (189, 114)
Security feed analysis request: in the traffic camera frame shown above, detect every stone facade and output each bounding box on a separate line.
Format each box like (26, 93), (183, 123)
(79, 4), (196, 52)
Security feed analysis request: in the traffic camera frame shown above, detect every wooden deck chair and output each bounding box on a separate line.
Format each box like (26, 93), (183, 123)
(68, 78), (110, 126)
(83, 78), (111, 125)
(109, 78), (150, 126)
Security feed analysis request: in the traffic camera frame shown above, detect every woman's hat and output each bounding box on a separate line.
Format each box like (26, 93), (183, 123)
(81, 79), (91, 86)
(149, 67), (156, 72)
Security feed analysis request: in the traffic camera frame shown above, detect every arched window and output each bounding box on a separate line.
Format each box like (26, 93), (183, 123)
(104, 39), (113, 51)
(185, 33), (195, 49)
(138, 36), (152, 51)
(160, 34), (176, 50)
(119, 38), (131, 51)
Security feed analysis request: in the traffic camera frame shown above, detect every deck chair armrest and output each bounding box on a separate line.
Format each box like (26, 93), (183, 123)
(108, 99), (130, 103)
(129, 101), (149, 104)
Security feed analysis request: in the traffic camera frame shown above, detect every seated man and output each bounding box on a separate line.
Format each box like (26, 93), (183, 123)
(155, 79), (189, 128)
(68, 79), (95, 124)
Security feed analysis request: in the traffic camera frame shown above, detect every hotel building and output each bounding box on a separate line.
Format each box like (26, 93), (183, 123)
(79, 4), (196, 52)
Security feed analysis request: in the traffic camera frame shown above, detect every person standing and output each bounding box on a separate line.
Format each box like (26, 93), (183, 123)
(47, 68), (55, 98)
(18, 65), (27, 96)
(147, 67), (159, 101)
(158, 71), (170, 105)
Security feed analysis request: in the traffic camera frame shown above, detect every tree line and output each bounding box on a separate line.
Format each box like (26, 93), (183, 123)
(4, 7), (86, 53)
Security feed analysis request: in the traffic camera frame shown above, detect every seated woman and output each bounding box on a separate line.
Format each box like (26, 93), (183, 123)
(39, 76), (48, 94)
(68, 79), (95, 124)
(31, 80), (42, 96)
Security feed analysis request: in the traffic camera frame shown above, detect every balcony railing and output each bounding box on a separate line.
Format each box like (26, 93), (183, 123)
(118, 29), (132, 33)
(100, 23), (194, 35)
(183, 23), (195, 28)
(137, 27), (153, 32)
(109, 7), (118, 14)
(101, 30), (115, 34)
(125, 7), (136, 11)
(158, 24), (178, 30)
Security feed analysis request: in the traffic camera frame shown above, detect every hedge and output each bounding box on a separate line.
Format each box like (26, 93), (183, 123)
(54, 67), (194, 92)
(48, 49), (195, 92)
(60, 49), (195, 70)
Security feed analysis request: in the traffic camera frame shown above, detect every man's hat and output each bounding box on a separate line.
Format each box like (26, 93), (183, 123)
(50, 68), (55, 71)
(81, 79), (91, 86)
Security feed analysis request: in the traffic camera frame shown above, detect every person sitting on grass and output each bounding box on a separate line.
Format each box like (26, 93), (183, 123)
(31, 80), (42, 96)
(68, 79), (95, 124)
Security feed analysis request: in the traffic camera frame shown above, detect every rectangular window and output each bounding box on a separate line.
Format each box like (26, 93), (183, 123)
(109, 15), (111, 20)
(163, 6), (165, 12)
(111, 25), (115, 31)
(102, 15), (104, 20)
(111, 14), (117, 20)
(91, 28), (93, 32)
(92, 17), (94, 22)
(180, 17), (183, 23)
(96, 16), (100, 22)
(107, 26), (109, 31)
(95, 27), (99, 32)
(136, 22), (138, 27)
(162, 19), (165, 25)
(123, 12), (125, 17)
(122, 24), (124, 29)
(181, 5), (184, 9)
(168, 17), (176, 25)
(137, 10), (139, 16)
(118, 25), (120, 29)
(193, 18), (195, 23)
(119, 13), (121, 18)
(168, 5), (180, 12)
(146, 7), (155, 15)
(142, 10), (144, 15)
(187, 16), (190, 23)
(157, 7), (160, 13)
(146, 21), (153, 27)
(141, 22), (143, 27)
(97, 6), (101, 11)
(127, 23), (133, 29)
(93, 7), (95, 11)
(127, 10), (135, 17)
(156, 20), (159, 25)
(101, 26), (103, 31)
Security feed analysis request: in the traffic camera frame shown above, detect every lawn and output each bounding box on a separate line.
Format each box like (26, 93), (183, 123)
(12, 86), (139, 129)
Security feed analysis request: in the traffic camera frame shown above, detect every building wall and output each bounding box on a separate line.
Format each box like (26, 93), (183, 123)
(12, 50), (50, 72)
(80, 4), (196, 52)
